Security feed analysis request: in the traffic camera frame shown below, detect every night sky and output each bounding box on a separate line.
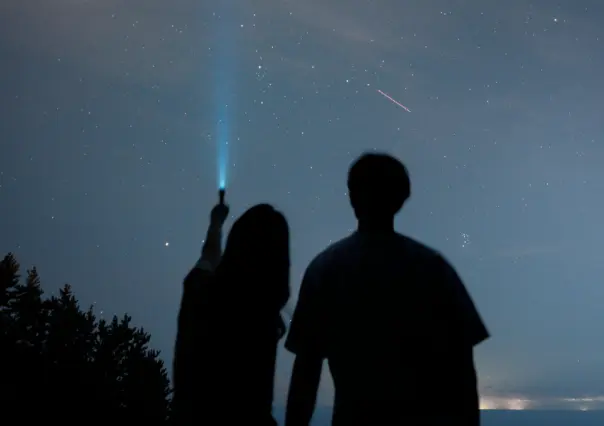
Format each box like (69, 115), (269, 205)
(2, 0), (604, 411)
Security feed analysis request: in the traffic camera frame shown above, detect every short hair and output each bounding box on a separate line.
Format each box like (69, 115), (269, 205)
(347, 152), (411, 218)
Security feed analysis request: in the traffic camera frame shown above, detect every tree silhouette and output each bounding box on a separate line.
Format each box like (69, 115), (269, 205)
(0, 252), (171, 422)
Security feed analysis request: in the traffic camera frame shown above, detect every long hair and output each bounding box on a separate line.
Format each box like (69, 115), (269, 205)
(215, 204), (290, 321)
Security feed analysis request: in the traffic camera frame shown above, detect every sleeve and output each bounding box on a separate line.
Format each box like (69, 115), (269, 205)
(284, 259), (327, 358)
(172, 267), (212, 420)
(436, 254), (490, 348)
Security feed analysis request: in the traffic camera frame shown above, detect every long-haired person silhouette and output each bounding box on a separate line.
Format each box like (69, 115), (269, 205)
(173, 199), (290, 426)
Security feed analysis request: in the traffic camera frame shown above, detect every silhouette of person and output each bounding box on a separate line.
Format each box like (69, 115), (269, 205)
(173, 201), (290, 426)
(284, 153), (490, 426)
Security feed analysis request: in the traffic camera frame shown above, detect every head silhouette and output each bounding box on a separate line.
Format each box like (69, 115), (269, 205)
(216, 203), (290, 313)
(347, 152), (411, 222)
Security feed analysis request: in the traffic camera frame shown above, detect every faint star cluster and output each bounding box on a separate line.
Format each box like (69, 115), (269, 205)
(461, 232), (471, 249)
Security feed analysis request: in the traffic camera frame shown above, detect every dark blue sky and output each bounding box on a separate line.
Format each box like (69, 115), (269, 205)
(1, 0), (603, 411)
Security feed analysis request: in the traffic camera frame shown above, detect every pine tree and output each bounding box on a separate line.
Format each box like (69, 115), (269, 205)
(0, 253), (22, 406)
(11, 267), (44, 347)
(1, 252), (172, 422)
(0, 252), (20, 311)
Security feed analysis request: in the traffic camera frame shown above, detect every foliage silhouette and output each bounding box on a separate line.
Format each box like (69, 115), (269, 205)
(0, 252), (172, 423)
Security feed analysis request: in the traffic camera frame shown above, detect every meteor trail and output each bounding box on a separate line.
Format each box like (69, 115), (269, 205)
(377, 89), (411, 112)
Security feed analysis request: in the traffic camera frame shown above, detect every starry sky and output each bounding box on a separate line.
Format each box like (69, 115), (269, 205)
(2, 0), (604, 411)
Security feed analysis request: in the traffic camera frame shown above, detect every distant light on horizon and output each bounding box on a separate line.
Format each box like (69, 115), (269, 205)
(480, 396), (531, 410)
(480, 395), (604, 410)
(562, 396), (604, 403)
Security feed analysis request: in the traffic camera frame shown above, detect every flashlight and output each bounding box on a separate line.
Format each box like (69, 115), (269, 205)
(219, 188), (225, 205)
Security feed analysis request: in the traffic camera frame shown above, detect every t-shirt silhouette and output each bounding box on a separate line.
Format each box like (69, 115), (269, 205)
(285, 231), (489, 425)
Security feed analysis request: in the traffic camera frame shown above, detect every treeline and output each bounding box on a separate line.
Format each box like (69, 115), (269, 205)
(0, 252), (172, 423)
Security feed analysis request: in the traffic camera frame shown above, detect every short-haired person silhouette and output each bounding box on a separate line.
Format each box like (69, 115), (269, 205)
(173, 201), (290, 426)
(285, 153), (489, 426)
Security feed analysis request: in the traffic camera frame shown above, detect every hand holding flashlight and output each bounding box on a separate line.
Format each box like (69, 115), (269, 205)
(210, 189), (229, 227)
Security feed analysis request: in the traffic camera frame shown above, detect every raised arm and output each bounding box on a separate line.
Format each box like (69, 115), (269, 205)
(198, 202), (230, 271)
(172, 200), (229, 425)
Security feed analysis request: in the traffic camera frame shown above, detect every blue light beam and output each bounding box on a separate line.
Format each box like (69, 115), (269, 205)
(217, 110), (229, 190)
(214, 10), (234, 191)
